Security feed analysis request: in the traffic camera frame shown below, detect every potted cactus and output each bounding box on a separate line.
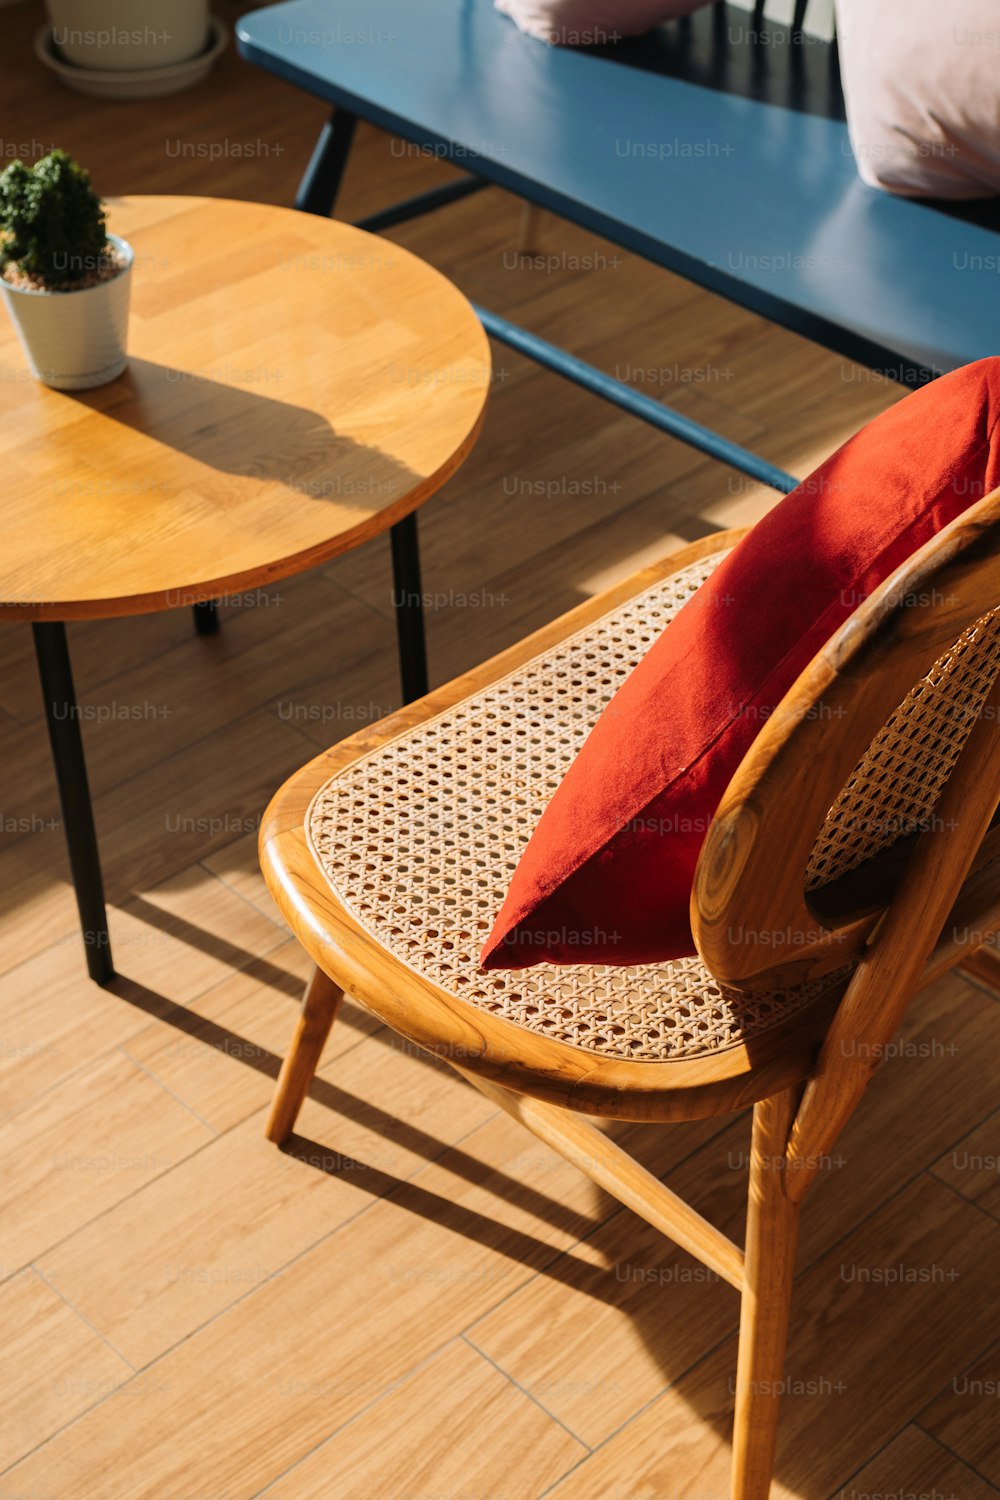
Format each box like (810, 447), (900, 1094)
(0, 149), (133, 389)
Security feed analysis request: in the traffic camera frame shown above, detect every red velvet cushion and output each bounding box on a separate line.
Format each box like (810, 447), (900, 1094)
(481, 359), (1000, 971)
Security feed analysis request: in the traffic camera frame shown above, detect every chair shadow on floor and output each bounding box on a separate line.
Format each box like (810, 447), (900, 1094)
(107, 966), (690, 1268)
(106, 936), (774, 1498)
(113, 873), (950, 1500)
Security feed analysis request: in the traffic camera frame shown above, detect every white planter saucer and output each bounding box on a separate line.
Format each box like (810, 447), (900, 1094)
(35, 16), (228, 99)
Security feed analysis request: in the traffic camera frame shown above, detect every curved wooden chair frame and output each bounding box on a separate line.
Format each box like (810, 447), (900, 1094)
(259, 492), (1000, 1499)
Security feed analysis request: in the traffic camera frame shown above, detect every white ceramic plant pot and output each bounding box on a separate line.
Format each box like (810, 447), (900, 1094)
(45, 0), (209, 70)
(0, 235), (133, 391)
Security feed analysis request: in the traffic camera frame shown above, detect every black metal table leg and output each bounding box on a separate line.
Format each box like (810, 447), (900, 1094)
(192, 601), (220, 635)
(32, 622), (114, 984)
(390, 512), (429, 703)
(296, 108), (358, 217)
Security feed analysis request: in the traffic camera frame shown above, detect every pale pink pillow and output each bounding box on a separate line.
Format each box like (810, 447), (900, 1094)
(495, 0), (711, 47)
(836, 0), (1000, 199)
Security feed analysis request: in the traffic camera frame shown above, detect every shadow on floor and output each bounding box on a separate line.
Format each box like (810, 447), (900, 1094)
(106, 960), (759, 1494)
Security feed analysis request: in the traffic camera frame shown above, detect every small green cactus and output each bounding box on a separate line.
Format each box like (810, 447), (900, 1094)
(0, 149), (109, 288)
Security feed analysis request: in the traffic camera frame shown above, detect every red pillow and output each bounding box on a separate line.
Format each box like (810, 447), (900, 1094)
(481, 359), (1000, 970)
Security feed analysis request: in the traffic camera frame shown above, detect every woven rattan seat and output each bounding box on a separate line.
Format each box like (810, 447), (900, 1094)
(306, 543), (1000, 1067)
(307, 546), (842, 1064)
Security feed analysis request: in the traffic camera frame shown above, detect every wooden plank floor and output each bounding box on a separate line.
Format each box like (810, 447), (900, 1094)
(1, 3), (998, 1495)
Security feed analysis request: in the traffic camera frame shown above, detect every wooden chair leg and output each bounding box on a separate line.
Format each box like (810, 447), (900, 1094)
(731, 1087), (802, 1500)
(265, 965), (344, 1144)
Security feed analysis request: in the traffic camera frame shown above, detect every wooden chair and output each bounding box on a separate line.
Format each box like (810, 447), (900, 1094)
(259, 494), (1000, 1499)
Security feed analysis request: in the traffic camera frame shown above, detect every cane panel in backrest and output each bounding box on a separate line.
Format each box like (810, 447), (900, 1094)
(692, 489), (1000, 989)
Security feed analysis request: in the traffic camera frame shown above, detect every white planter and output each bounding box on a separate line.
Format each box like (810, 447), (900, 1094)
(0, 235), (133, 390)
(45, 0), (209, 70)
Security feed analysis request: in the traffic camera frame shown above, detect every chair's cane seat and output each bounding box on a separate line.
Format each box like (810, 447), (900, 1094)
(304, 545), (841, 1069)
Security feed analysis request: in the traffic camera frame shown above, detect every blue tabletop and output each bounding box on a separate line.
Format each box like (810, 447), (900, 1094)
(238, 0), (1000, 377)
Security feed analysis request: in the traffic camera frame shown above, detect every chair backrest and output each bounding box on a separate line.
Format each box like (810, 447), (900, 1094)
(724, 0), (834, 38)
(693, 487), (1000, 990)
(599, 0), (843, 121)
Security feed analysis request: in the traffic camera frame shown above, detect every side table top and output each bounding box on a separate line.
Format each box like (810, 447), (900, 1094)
(0, 195), (490, 620)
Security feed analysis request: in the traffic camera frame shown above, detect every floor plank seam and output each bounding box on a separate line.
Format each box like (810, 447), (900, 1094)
(530, 1128), (995, 1488)
(269, 709), (355, 759)
(29, 1264), (137, 1374)
(118, 1045), (220, 1136)
(913, 1333), (1000, 1430)
(928, 1177), (1000, 1231)
(819, 1418), (915, 1500)
(532, 1311), (747, 1483)
(925, 1169), (1000, 1234)
(192, 857), (290, 939)
(458, 1331), (594, 1454)
(245, 1336), (503, 1500)
(913, 1422), (1000, 1494)
(535, 1446), (595, 1500)
(318, 561), (409, 625)
(794, 1148), (977, 1284)
(931, 1101), (1000, 1158)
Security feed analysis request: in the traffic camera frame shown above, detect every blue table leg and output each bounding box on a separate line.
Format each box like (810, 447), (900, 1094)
(473, 303), (799, 494)
(296, 107), (358, 216)
(355, 177), (489, 234)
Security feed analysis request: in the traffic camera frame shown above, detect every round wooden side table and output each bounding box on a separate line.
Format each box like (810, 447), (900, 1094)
(0, 195), (490, 984)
